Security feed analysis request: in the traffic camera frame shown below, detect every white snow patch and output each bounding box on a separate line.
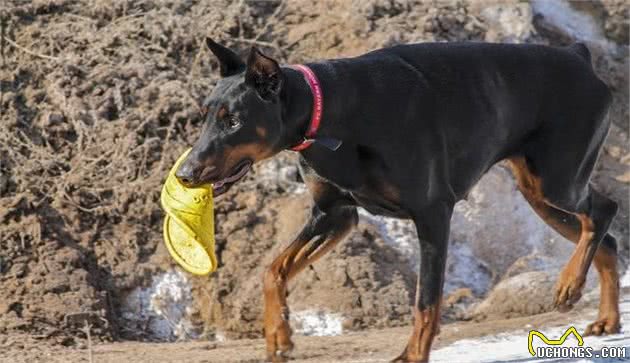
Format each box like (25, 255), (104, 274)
(444, 242), (492, 296)
(358, 208), (417, 259)
(254, 154), (306, 194)
(433, 297), (630, 363)
(214, 331), (227, 342)
(621, 267), (630, 288)
(531, 0), (604, 43)
(530, 0), (622, 61)
(291, 310), (344, 337)
(121, 270), (198, 341)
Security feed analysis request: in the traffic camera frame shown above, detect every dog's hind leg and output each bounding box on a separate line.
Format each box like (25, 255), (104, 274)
(393, 201), (453, 363)
(263, 176), (357, 362)
(585, 234), (621, 336)
(507, 157), (620, 335)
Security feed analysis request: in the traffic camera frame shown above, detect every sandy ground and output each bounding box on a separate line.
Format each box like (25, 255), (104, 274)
(2, 289), (628, 363)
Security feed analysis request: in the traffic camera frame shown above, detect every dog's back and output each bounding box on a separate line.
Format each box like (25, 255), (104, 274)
(308, 42), (611, 198)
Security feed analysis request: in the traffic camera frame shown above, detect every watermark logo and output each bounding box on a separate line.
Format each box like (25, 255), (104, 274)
(528, 326), (583, 356)
(528, 326), (627, 359)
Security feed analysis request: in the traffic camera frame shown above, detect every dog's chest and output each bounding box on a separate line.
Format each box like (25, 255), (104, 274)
(301, 149), (409, 218)
(349, 188), (408, 218)
(320, 166), (407, 217)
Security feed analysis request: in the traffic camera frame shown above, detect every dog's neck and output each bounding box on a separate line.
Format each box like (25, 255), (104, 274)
(281, 64), (345, 152)
(280, 66), (317, 149)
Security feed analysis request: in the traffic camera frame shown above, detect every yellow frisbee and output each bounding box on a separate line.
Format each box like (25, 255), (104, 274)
(160, 148), (217, 275)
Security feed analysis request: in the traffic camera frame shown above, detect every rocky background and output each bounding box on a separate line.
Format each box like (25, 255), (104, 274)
(0, 0), (627, 347)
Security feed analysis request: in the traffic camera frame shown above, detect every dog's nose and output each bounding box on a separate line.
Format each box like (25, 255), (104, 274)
(175, 163), (198, 187)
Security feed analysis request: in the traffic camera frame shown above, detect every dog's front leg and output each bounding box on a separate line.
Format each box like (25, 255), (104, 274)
(393, 202), (453, 363)
(263, 203), (357, 362)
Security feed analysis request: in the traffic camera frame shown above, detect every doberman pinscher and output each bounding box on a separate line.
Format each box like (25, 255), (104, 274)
(175, 38), (619, 362)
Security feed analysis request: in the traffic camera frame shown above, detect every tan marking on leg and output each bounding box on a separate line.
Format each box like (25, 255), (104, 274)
(392, 305), (441, 363)
(507, 157), (619, 332)
(263, 214), (355, 362)
(507, 157), (581, 241)
(573, 214), (596, 273)
(554, 213), (595, 310)
(264, 238), (308, 362)
(507, 157), (542, 197)
(506, 157), (603, 312)
(508, 157), (620, 320)
(289, 231), (349, 280)
(585, 248), (620, 335)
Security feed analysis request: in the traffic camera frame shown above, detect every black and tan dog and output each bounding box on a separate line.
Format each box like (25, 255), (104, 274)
(176, 38), (619, 362)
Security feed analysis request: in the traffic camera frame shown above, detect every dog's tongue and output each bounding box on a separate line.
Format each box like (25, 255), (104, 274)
(213, 163), (251, 189)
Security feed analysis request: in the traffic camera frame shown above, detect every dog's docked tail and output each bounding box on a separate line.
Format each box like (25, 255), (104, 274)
(568, 42), (592, 64)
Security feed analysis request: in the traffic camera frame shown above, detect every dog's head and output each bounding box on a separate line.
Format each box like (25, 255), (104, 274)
(176, 39), (286, 195)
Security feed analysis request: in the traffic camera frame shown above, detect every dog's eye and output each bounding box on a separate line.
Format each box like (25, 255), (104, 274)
(227, 115), (241, 130)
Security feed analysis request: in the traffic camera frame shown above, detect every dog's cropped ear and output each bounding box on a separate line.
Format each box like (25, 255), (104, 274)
(206, 38), (245, 77)
(245, 47), (283, 101)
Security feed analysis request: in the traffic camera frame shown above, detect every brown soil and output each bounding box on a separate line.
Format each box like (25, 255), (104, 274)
(0, 296), (609, 363)
(0, 0), (628, 352)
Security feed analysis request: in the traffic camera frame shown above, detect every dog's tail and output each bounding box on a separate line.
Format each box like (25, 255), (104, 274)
(567, 42), (592, 64)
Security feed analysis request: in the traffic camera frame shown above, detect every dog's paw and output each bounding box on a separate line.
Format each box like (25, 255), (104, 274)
(584, 318), (621, 336)
(265, 320), (294, 362)
(267, 349), (292, 363)
(391, 353), (427, 363)
(554, 271), (585, 312)
(391, 344), (429, 363)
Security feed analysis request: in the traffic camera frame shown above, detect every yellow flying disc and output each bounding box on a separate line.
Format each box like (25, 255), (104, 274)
(160, 148), (217, 275)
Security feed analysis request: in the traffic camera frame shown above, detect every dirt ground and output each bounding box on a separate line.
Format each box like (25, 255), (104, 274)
(2, 291), (626, 363)
(0, 0), (628, 358)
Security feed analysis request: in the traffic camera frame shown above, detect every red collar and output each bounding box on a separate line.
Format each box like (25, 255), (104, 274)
(290, 64), (323, 151)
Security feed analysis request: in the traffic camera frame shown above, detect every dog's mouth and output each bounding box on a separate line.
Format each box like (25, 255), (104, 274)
(212, 159), (252, 197)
